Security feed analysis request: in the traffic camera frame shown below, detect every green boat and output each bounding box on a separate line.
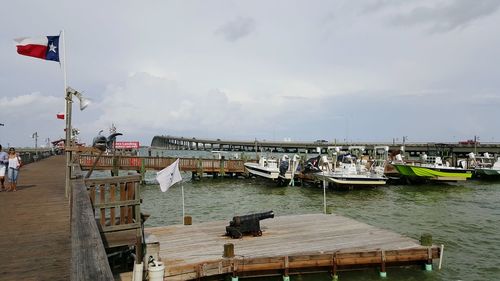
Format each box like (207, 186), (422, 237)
(392, 156), (472, 181)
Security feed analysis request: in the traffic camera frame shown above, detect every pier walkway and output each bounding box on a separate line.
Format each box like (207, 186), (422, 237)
(0, 156), (70, 281)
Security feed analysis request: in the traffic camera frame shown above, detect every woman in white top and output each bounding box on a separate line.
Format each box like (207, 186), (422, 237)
(7, 147), (21, 192)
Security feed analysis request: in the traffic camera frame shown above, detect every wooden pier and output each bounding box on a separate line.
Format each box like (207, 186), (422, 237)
(146, 214), (441, 280)
(0, 155), (71, 281)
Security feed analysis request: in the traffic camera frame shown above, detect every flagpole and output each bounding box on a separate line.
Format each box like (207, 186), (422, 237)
(61, 29), (71, 199)
(181, 183), (185, 223)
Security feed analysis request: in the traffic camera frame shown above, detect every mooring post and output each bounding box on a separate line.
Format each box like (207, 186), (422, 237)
(140, 158), (146, 184)
(426, 247), (433, 271)
(231, 259), (238, 281)
(112, 155), (119, 176)
(197, 158), (203, 178)
(331, 252), (339, 281)
(420, 233), (433, 271)
(184, 215), (192, 225)
(223, 243), (235, 258)
(220, 157), (226, 177)
(380, 250), (387, 278)
(283, 256), (290, 281)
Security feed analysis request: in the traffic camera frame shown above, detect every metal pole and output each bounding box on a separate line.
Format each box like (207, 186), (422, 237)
(65, 92), (72, 198)
(33, 132), (38, 157)
(61, 30), (71, 198)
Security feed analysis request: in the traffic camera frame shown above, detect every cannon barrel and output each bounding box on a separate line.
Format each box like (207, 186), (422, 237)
(226, 211), (274, 238)
(231, 211), (274, 226)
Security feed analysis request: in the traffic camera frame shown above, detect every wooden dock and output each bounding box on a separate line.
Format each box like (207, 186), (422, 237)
(0, 155), (71, 281)
(146, 213), (441, 280)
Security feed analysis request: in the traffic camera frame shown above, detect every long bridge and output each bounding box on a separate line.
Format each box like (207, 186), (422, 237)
(151, 135), (499, 154)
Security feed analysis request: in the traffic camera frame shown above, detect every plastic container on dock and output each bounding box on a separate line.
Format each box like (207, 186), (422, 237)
(148, 261), (165, 281)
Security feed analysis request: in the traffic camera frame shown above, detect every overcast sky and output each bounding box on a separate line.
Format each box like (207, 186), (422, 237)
(1, 0), (500, 147)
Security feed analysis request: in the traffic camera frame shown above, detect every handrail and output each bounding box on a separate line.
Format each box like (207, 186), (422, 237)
(79, 154), (249, 173)
(70, 167), (114, 281)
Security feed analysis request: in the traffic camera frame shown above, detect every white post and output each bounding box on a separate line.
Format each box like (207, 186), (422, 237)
(61, 29), (71, 198)
(438, 244), (444, 270)
(181, 184), (185, 223)
(323, 179), (327, 214)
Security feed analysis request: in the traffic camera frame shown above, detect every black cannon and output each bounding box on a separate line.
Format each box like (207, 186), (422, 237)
(226, 211), (274, 239)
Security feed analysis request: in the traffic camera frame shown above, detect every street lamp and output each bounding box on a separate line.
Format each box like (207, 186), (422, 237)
(65, 86), (90, 197)
(0, 123), (4, 145)
(32, 132), (38, 158)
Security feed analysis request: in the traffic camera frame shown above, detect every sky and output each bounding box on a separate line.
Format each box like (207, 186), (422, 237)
(1, 0), (500, 147)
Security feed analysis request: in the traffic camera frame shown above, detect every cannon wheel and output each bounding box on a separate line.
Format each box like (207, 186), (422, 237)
(231, 230), (242, 239)
(252, 230), (262, 237)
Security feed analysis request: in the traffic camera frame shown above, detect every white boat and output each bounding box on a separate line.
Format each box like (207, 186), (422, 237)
(468, 152), (500, 178)
(244, 155), (300, 185)
(314, 146), (388, 188)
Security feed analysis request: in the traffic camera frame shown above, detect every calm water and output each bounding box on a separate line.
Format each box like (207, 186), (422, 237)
(138, 171), (500, 281)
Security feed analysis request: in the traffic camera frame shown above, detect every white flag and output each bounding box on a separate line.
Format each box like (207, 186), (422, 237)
(156, 158), (182, 192)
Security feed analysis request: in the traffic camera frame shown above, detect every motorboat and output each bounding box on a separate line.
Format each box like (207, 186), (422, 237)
(468, 152), (500, 178)
(392, 153), (473, 182)
(244, 154), (300, 186)
(313, 146), (388, 188)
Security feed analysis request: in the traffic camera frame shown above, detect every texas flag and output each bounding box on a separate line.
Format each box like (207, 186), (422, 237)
(14, 36), (60, 62)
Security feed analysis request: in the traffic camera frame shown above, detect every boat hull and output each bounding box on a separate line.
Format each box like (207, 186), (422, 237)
(474, 168), (500, 178)
(392, 164), (472, 181)
(315, 172), (387, 187)
(244, 163), (293, 180)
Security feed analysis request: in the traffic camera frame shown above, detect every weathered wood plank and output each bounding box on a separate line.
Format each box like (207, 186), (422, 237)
(71, 167), (114, 281)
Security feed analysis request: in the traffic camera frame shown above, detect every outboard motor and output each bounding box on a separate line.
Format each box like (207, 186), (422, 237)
(279, 155), (289, 177)
(303, 155), (321, 173)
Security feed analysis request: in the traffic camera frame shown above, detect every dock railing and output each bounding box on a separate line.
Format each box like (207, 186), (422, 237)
(70, 165), (114, 281)
(84, 174), (143, 256)
(79, 154), (249, 174)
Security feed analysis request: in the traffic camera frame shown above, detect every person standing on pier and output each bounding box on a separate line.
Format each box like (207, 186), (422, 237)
(0, 145), (8, 191)
(7, 148), (21, 192)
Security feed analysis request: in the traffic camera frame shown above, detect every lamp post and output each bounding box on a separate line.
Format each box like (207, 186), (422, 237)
(0, 123), (4, 144)
(32, 132), (38, 159)
(65, 87), (90, 197)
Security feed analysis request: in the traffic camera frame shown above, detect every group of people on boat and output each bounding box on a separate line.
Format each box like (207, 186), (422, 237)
(0, 145), (22, 192)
